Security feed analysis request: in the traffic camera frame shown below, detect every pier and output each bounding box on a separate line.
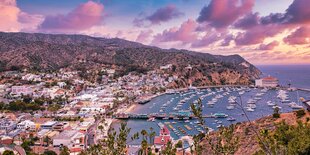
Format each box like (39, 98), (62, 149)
(113, 113), (213, 120)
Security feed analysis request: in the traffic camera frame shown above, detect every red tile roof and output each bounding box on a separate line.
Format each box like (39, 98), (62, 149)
(262, 76), (277, 81)
(154, 135), (171, 145)
(160, 126), (170, 136)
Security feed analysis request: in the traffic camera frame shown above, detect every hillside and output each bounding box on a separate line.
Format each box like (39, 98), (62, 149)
(0, 32), (261, 86)
(202, 110), (310, 154)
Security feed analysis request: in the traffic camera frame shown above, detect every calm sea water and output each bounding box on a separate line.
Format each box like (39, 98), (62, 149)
(112, 65), (310, 144)
(257, 65), (310, 89)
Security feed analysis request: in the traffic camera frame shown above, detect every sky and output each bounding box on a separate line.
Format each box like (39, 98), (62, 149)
(0, 0), (309, 65)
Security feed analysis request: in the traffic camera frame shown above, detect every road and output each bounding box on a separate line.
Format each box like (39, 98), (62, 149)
(86, 119), (99, 148)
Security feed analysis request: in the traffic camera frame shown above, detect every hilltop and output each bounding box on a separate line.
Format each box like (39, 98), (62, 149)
(0, 32), (261, 87)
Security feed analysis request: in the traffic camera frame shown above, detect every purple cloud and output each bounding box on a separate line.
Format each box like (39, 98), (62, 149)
(284, 26), (310, 45)
(133, 5), (184, 27)
(258, 41), (279, 50)
(197, 0), (255, 28)
(146, 5), (184, 25)
(39, 1), (104, 32)
(234, 13), (260, 29)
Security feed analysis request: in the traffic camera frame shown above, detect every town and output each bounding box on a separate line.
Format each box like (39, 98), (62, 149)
(0, 64), (196, 155)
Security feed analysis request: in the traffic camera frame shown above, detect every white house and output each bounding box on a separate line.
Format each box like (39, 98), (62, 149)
(17, 120), (36, 130)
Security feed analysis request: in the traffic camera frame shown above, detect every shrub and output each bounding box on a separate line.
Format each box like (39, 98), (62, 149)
(295, 109), (305, 118)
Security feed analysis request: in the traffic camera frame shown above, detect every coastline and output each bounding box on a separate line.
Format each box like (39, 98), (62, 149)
(125, 104), (137, 113)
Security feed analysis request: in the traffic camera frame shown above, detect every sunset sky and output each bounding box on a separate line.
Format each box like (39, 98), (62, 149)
(1, 0), (309, 65)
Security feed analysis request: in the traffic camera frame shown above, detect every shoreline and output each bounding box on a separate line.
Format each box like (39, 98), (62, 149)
(125, 104), (137, 113)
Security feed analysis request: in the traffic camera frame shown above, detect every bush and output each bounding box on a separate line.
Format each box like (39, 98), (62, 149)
(295, 109), (306, 118)
(273, 107), (280, 118)
(175, 140), (183, 148)
(273, 113), (280, 118)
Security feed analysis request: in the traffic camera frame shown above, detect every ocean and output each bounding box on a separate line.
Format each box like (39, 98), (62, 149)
(257, 65), (310, 89)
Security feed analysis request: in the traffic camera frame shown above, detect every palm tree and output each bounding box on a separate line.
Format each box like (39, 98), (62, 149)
(141, 129), (148, 140)
(149, 127), (156, 145)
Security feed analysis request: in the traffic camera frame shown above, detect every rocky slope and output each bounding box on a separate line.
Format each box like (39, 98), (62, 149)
(0, 32), (261, 86)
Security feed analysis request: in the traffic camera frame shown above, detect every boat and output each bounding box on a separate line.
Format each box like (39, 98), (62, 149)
(226, 105), (235, 110)
(272, 105), (282, 109)
(227, 117), (236, 121)
(147, 117), (155, 122)
(267, 101), (276, 106)
(246, 107), (255, 112)
(184, 125), (192, 130)
(246, 104), (256, 109)
(291, 91), (304, 109)
(291, 104), (303, 109)
(212, 113), (228, 118)
(217, 125), (224, 128)
(184, 120), (190, 123)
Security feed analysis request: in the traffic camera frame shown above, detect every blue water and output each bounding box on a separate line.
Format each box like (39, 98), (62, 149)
(112, 88), (310, 145)
(257, 65), (310, 89)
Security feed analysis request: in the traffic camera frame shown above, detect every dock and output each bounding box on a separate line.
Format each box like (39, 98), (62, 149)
(113, 113), (213, 120)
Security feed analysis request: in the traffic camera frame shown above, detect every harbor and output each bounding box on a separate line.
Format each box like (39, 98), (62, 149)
(112, 86), (310, 144)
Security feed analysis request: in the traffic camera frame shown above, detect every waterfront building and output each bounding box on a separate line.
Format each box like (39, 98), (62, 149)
(154, 125), (172, 152)
(255, 76), (278, 88)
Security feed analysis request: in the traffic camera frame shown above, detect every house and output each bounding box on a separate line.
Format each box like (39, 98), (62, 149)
(17, 120), (36, 130)
(0, 136), (13, 145)
(40, 121), (58, 130)
(0, 120), (16, 132)
(53, 130), (86, 153)
(160, 64), (172, 70)
(22, 74), (42, 82)
(11, 85), (33, 96)
(255, 76), (278, 88)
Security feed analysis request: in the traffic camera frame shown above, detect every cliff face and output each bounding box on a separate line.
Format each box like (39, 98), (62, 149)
(0, 32), (261, 86)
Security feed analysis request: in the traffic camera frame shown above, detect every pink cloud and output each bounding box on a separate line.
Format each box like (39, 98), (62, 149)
(0, 0), (21, 32)
(258, 41), (279, 50)
(197, 0), (254, 28)
(152, 19), (198, 44)
(234, 25), (285, 45)
(0, 0), (43, 32)
(136, 30), (153, 43)
(284, 26), (310, 45)
(191, 31), (224, 48)
(39, 1), (104, 32)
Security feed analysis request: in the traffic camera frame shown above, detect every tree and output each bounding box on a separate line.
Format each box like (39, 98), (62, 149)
(141, 129), (148, 140)
(161, 141), (176, 155)
(256, 121), (310, 155)
(191, 98), (239, 155)
(43, 150), (57, 155)
(82, 122), (131, 155)
(43, 136), (51, 146)
(273, 107), (280, 118)
(60, 146), (70, 155)
(2, 150), (14, 155)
